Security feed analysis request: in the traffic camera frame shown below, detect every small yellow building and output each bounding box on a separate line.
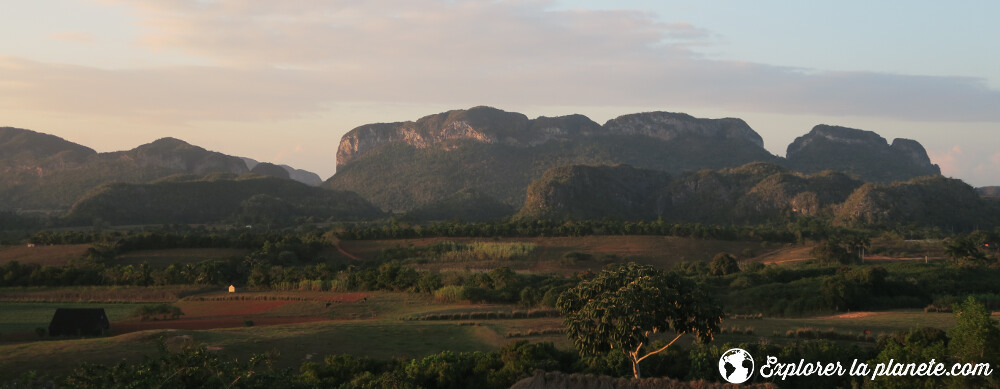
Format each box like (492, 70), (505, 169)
(228, 285), (236, 293)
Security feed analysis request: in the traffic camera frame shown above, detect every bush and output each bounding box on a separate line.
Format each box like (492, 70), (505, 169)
(132, 303), (185, 321)
(560, 252), (592, 266)
(433, 285), (467, 303)
(812, 240), (856, 265)
(710, 252), (740, 276)
(742, 262), (765, 272)
(519, 286), (541, 307)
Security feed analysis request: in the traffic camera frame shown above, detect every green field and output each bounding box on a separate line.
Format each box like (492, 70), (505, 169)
(340, 235), (765, 273)
(0, 285), (218, 303)
(0, 302), (155, 335)
(1, 236), (996, 383)
(114, 248), (250, 267)
(3, 302), (989, 379)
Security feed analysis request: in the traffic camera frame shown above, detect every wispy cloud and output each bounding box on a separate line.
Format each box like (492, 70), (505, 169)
(928, 145), (964, 176)
(0, 56), (329, 121)
(48, 31), (94, 43)
(928, 145), (1000, 186)
(2, 0), (997, 124)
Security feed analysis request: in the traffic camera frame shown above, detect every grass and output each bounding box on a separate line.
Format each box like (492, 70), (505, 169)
(0, 237), (984, 380)
(203, 320), (505, 366)
(0, 285), (217, 303)
(182, 291), (437, 320)
(2, 298), (995, 379)
(114, 248), (250, 267)
(752, 244), (816, 265)
(0, 302), (157, 335)
(340, 235), (763, 273)
(0, 244), (91, 266)
(0, 319), (507, 377)
(711, 309), (1000, 346)
(0, 330), (164, 380)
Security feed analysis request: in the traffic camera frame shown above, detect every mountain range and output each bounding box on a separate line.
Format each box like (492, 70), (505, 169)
(325, 106), (940, 212)
(517, 162), (997, 229)
(0, 127), (320, 212)
(3, 105), (993, 228)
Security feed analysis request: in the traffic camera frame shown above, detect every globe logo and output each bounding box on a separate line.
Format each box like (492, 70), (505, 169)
(718, 348), (754, 384)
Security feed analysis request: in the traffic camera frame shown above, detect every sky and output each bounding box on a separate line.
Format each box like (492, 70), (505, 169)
(1, 0), (998, 186)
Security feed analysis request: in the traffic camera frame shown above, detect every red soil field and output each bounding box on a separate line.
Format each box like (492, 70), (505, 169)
(177, 300), (294, 317)
(314, 292), (370, 303)
(0, 244), (92, 266)
(107, 293), (371, 334)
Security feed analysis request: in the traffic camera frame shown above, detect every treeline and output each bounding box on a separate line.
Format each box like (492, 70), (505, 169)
(0, 260), (573, 309)
(27, 227), (329, 252)
(335, 217), (882, 243)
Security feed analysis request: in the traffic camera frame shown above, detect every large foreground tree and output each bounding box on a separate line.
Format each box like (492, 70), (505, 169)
(557, 262), (724, 378)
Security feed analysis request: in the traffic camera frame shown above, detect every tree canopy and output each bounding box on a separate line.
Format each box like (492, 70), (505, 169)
(557, 262), (723, 378)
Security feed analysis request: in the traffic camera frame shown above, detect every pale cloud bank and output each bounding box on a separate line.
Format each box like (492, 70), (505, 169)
(1, 0), (997, 124)
(0, 0), (997, 185)
(47, 31), (95, 43)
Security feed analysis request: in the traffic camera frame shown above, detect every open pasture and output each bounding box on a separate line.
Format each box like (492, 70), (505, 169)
(713, 309), (1000, 345)
(0, 285), (216, 303)
(340, 235), (764, 273)
(0, 244), (91, 266)
(1, 290), (993, 379)
(0, 315), (508, 377)
(114, 248), (249, 267)
(0, 302), (156, 337)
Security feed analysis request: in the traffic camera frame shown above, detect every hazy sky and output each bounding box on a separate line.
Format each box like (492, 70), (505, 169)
(1, 0), (998, 185)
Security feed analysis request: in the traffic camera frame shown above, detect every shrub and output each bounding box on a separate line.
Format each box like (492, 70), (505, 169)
(743, 262), (766, 272)
(560, 252), (592, 266)
(132, 303), (185, 321)
(433, 285), (467, 303)
(710, 252), (740, 276)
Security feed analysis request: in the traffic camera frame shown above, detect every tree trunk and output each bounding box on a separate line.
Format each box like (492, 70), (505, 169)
(631, 358), (641, 379)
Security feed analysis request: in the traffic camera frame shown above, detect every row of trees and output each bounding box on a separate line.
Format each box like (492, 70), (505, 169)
(334, 218), (843, 243)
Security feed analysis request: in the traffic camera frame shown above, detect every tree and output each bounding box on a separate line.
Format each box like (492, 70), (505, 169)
(948, 297), (1000, 388)
(709, 252), (739, 276)
(949, 296), (1000, 363)
(841, 231), (871, 262)
(811, 240), (855, 265)
(557, 262), (723, 378)
(945, 237), (988, 267)
(869, 327), (949, 389)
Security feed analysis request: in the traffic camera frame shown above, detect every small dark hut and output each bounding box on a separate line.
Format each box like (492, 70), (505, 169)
(48, 308), (110, 337)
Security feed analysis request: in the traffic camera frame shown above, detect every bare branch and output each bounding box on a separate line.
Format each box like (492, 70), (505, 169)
(635, 332), (685, 364)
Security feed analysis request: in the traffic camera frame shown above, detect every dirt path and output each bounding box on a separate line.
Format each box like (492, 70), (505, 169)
(753, 245), (815, 265)
(819, 312), (881, 319)
(335, 242), (362, 260)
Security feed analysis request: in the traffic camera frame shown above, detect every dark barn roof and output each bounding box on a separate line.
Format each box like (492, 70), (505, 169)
(48, 308), (110, 337)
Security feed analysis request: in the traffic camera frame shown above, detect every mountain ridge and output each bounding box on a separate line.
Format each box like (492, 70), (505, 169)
(327, 106), (941, 212)
(64, 175), (383, 225)
(785, 125), (940, 181)
(518, 162), (996, 229)
(0, 128), (324, 210)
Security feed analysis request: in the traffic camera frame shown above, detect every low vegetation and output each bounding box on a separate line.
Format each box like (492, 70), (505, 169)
(0, 221), (998, 387)
(131, 303), (184, 321)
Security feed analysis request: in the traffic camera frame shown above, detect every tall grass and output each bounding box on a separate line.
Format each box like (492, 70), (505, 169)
(437, 242), (537, 262)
